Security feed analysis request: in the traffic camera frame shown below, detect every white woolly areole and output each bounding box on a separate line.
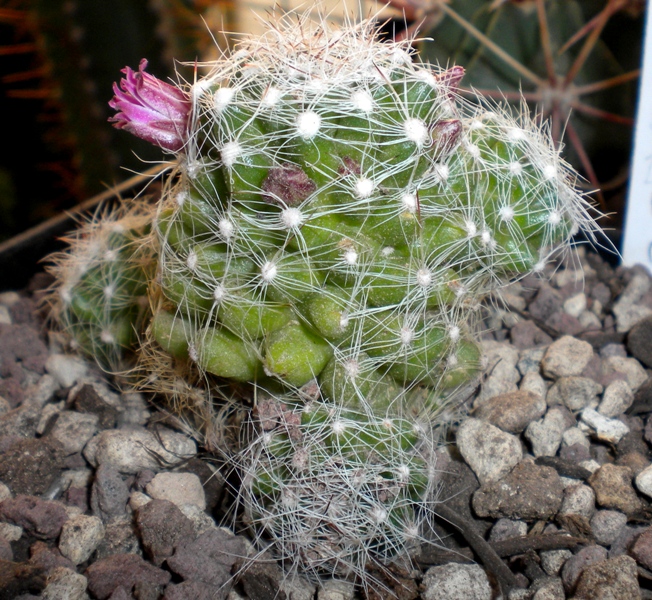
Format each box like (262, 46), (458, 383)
(507, 127), (526, 142)
(548, 210), (562, 226)
(218, 218), (234, 241)
(370, 506), (388, 524)
(175, 191), (187, 207)
(447, 354), (459, 367)
(100, 330), (115, 344)
(400, 327), (415, 345)
(404, 118), (428, 147)
(103, 284), (115, 299)
(186, 251), (198, 271)
(188, 343), (198, 363)
(449, 325), (461, 342)
(382, 246), (395, 257)
(533, 260), (547, 273)
(509, 161), (523, 176)
(221, 141), (241, 168)
(396, 464), (411, 481)
(355, 178), (375, 199)
(331, 420), (346, 435)
(261, 86), (282, 107)
(499, 206), (515, 222)
(296, 111), (321, 139)
(281, 207), (304, 229)
(350, 89), (374, 113)
(544, 164), (557, 180)
(343, 358), (360, 379)
(480, 230), (493, 247)
(415, 69), (437, 87)
(434, 163), (449, 183)
(470, 119), (485, 131)
(416, 268), (432, 288)
(213, 284), (226, 302)
(213, 87), (235, 112)
(465, 221), (477, 237)
(191, 79), (211, 102)
(339, 314), (350, 330)
(466, 143), (481, 159)
(344, 249), (358, 265)
(401, 192), (418, 213)
(261, 261), (277, 282)
(104, 249), (118, 262)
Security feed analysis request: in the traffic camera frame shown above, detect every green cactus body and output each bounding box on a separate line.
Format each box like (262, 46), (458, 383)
(138, 14), (595, 581)
(48, 204), (154, 370)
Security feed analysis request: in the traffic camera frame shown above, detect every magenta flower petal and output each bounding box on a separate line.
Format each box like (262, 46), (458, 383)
(109, 59), (191, 153)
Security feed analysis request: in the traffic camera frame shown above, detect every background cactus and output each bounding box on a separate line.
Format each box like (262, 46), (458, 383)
(48, 8), (600, 589)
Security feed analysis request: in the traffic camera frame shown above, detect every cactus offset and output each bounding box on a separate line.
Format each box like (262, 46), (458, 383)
(47, 203), (155, 371)
(49, 9), (600, 588)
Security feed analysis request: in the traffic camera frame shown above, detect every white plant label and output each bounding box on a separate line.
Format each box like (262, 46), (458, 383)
(623, 6), (652, 267)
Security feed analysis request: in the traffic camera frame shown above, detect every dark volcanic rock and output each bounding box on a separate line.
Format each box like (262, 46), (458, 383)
(472, 460), (563, 520)
(0, 437), (65, 495)
(0, 559), (45, 600)
(0, 495), (68, 540)
(136, 499), (196, 566)
(85, 553), (170, 600)
(627, 315), (652, 368)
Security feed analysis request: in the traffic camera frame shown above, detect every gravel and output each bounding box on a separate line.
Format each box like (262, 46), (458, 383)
(2, 248), (652, 599)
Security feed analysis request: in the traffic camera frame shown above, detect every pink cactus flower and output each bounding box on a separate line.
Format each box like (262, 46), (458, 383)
(109, 59), (191, 153)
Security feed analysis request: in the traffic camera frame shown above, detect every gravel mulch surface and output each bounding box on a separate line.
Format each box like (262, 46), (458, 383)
(2, 245), (652, 600)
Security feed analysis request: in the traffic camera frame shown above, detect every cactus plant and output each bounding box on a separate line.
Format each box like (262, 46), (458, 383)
(49, 8), (600, 590)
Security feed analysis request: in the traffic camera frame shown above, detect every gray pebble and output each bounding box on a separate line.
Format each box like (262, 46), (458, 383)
(146, 472), (206, 511)
(532, 577), (565, 600)
(612, 273), (652, 333)
(49, 411), (99, 456)
(488, 518), (527, 542)
(473, 390), (546, 434)
(601, 355), (648, 392)
(44, 354), (89, 389)
(456, 418), (522, 485)
(540, 549), (572, 576)
(561, 544), (607, 591)
(580, 408), (630, 444)
(524, 407), (573, 457)
(546, 377), (602, 411)
(41, 567), (88, 600)
(519, 372), (547, 403)
(541, 336), (594, 378)
(517, 347), (547, 376)
(564, 293), (587, 318)
(88, 428), (197, 473)
(635, 464), (652, 499)
(476, 341), (521, 404)
(422, 563), (492, 600)
(59, 514), (105, 564)
(598, 380), (634, 418)
(559, 484), (595, 520)
(317, 579), (356, 600)
(590, 510), (628, 546)
(562, 427), (590, 449)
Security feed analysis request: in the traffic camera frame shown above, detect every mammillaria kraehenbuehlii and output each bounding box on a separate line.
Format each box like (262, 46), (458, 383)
(51, 10), (599, 587)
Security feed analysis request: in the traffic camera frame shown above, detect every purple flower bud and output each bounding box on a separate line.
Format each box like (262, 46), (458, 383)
(437, 66), (465, 93)
(109, 59), (191, 153)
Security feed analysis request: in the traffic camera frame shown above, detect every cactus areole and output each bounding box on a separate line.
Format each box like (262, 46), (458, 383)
(97, 11), (598, 585)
